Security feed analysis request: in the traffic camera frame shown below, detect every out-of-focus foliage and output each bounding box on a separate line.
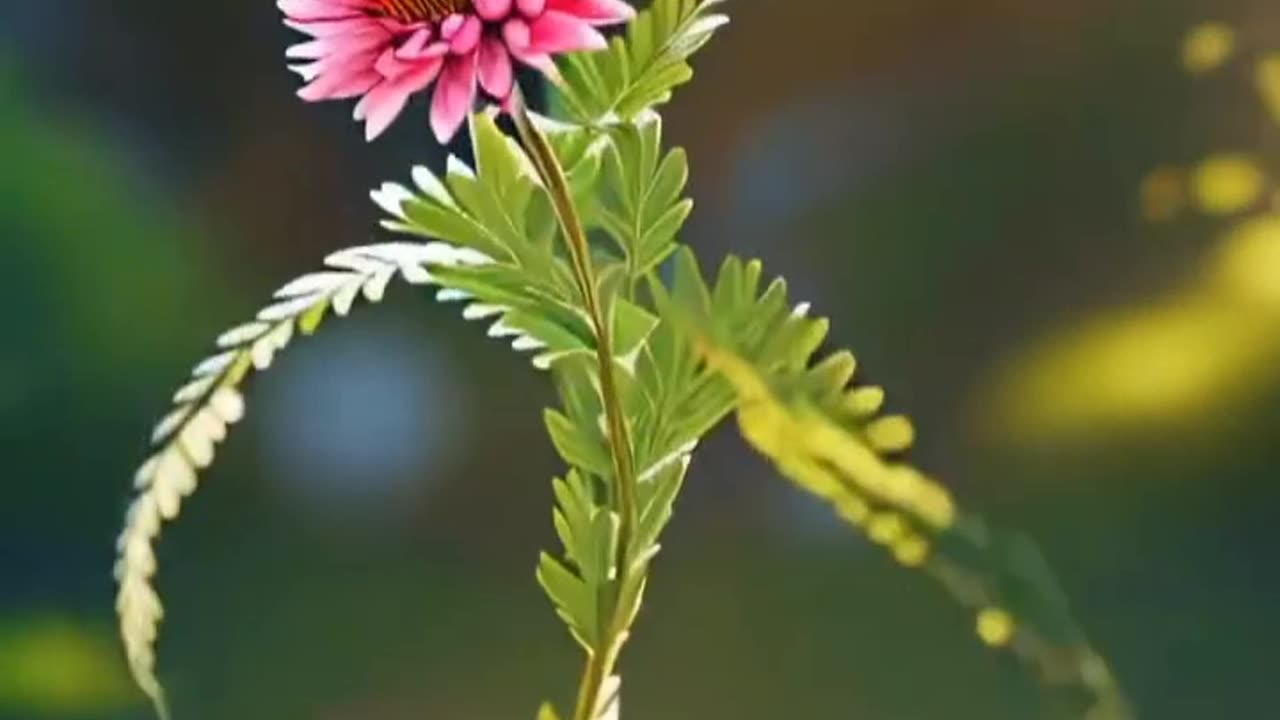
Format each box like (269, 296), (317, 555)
(985, 21), (1280, 443)
(1260, 52), (1280, 123)
(662, 249), (1132, 719)
(0, 617), (133, 715)
(0, 61), (221, 377)
(10, 1), (1279, 719)
(1191, 154), (1265, 215)
(556, 0), (729, 124)
(1182, 23), (1236, 74)
(111, 2), (1134, 717)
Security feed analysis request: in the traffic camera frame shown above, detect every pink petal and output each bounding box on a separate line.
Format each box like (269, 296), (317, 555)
(516, 0), (547, 17)
(394, 27), (434, 58)
(477, 36), (515, 99)
(430, 52), (479, 143)
(509, 47), (560, 82)
(357, 85), (413, 141)
(298, 65), (381, 100)
(449, 15), (484, 55)
(525, 11), (607, 54)
(357, 56), (445, 140)
(474, 0), (514, 21)
(546, 0), (636, 25)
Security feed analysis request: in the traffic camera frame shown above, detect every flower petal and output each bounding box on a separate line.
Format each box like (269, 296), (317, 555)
(526, 11), (607, 54)
(477, 36), (515, 100)
(431, 51), (479, 143)
(547, 0), (635, 25)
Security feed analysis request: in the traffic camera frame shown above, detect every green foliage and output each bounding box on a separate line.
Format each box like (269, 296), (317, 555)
(114, 2), (1133, 719)
(556, 0), (730, 124)
(662, 249), (1133, 719)
(598, 114), (693, 280)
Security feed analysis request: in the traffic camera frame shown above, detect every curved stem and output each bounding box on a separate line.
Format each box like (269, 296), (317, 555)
(509, 96), (638, 720)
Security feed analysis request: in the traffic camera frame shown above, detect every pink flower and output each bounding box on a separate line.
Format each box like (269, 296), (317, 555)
(280, 0), (635, 142)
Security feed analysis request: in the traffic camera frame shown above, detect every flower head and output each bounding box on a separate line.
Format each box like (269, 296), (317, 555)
(280, 0), (635, 142)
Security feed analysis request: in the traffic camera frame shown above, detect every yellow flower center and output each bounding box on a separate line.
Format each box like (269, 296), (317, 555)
(375, 0), (472, 23)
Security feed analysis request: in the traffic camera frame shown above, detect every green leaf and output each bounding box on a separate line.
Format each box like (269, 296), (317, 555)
(633, 452), (688, 565)
(612, 298), (661, 364)
(537, 552), (597, 650)
(377, 118), (628, 371)
(551, 474), (593, 568)
(665, 255), (1132, 718)
(556, 0), (730, 124)
(629, 248), (830, 471)
(545, 409), (613, 478)
(537, 703), (563, 720)
(533, 113), (611, 218)
(598, 114), (693, 277)
(540, 469), (622, 654)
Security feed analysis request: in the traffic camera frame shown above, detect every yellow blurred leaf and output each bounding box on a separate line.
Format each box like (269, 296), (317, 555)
(1182, 23), (1236, 74)
(1192, 153), (1265, 215)
(0, 617), (135, 715)
(1258, 53), (1280, 125)
(866, 415), (916, 453)
(701, 344), (956, 530)
(985, 299), (1271, 439)
(892, 534), (930, 568)
(1212, 214), (1280, 308)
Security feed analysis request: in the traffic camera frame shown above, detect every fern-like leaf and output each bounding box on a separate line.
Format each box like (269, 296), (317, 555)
(114, 242), (487, 718)
(375, 113), (662, 371)
(556, 0), (730, 125)
(663, 249), (1134, 719)
(597, 111), (693, 281)
(536, 406), (689, 720)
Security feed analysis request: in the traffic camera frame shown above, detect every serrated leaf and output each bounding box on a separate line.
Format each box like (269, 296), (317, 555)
(612, 298), (661, 362)
(115, 243), (474, 716)
(664, 255), (1131, 717)
(537, 552), (597, 650)
(545, 409), (613, 478)
(598, 115), (692, 277)
(556, 0), (730, 124)
(552, 471), (595, 568)
(633, 455), (688, 564)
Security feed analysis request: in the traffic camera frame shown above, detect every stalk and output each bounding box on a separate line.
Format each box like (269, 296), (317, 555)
(509, 94), (638, 720)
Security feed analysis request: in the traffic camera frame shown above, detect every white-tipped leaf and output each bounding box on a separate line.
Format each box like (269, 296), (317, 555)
(114, 242), (489, 717)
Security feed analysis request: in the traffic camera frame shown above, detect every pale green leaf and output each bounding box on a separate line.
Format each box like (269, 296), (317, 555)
(545, 409), (613, 478)
(536, 552), (597, 650)
(556, 0), (730, 124)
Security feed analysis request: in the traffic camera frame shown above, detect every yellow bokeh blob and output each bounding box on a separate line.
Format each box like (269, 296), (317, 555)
(867, 512), (908, 545)
(985, 298), (1269, 439)
(1259, 53), (1280, 125)
(0, 617), (134, 714)
(1212, 214), (1280, 308)
(1182, 23), (1236, 74)
(892, 534), (930, 568)
(976, 608), (1015, 647)
(1192, 154), (1265, 215)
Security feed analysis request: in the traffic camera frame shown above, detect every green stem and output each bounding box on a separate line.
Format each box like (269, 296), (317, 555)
(509, 96), (638, 720)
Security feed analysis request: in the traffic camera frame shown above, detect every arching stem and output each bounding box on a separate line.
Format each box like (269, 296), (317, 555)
(509, 95), (638, 720)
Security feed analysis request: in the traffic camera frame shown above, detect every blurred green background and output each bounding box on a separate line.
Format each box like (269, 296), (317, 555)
(3, 0), (1278, 718)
